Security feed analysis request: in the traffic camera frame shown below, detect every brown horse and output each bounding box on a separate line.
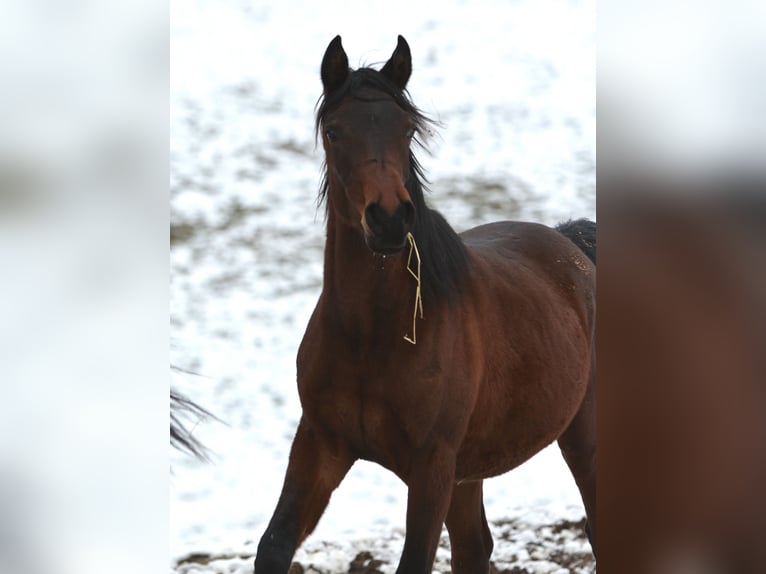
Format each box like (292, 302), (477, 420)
(254, 35), (596, 574)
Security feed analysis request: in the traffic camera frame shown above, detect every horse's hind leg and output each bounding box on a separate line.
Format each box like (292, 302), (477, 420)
(445, 480), (493, 574)
(557, 366), (597, 556)
(254, 417), (353, 574)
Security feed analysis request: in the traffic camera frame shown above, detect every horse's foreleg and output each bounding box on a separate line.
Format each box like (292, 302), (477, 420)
(445, 480), (493, 574)
(396, 441), (457, 574)
(254, 418), (353, 574)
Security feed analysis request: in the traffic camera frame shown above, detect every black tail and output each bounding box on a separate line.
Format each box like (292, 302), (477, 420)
(556, 218), (596, 264)
(171, 388), (214, 460)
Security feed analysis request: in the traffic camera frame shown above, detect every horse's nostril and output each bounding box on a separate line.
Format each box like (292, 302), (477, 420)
(365, 200), (414, 239)
(402, 201), (415, 228)
(364, 202), (386, 233)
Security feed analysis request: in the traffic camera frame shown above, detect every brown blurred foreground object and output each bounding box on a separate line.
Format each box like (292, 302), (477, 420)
(599, 177), (766, 573)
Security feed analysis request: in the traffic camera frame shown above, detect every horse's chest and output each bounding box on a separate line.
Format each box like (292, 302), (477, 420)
(302, 371), (434, 470)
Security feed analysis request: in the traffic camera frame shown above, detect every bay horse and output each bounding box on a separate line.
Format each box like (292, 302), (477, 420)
(255, 35), (596, 574)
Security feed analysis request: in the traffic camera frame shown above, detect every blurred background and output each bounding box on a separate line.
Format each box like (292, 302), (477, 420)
(1, 1), (167, 574)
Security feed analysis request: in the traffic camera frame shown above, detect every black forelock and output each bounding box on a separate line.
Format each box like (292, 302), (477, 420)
(315, 67), (434, 143)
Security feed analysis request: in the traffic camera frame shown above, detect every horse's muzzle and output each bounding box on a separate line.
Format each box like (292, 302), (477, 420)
(363, 200), (415, 254)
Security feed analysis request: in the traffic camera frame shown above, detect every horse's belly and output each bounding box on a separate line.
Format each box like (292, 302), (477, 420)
(454, 371), (589, 481)
(455, 431), (556, 481)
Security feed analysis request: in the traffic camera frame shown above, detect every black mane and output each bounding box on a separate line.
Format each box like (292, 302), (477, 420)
(315, 67), (471, 301)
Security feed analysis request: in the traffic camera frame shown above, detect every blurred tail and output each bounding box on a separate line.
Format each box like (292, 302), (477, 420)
(171, 387), (214, 461)
(556, 218), (596, 264)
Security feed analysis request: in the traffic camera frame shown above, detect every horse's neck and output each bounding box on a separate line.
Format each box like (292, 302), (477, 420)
(322, 214), (413, 340)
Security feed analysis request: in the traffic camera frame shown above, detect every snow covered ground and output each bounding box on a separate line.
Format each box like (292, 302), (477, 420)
(170, 0), (595, 572)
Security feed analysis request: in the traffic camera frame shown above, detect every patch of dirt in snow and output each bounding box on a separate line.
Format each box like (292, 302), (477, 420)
(171, 517), (594, 574)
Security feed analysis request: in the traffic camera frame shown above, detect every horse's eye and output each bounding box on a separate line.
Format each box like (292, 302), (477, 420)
(325, 128), (339, 143)
(406, 127), (416, 139)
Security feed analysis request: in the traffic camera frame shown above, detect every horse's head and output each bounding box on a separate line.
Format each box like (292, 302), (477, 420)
(318, 35), (421, 255)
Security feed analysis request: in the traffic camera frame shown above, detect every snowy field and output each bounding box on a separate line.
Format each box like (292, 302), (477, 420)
(170, 0), (595, 572)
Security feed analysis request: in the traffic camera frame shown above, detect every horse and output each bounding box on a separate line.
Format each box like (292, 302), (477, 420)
(254, 35), (596, 574)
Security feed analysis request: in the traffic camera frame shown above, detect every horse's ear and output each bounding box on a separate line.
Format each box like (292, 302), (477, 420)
(380, 35), (412, 90)
(321, 35), (349, 94)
